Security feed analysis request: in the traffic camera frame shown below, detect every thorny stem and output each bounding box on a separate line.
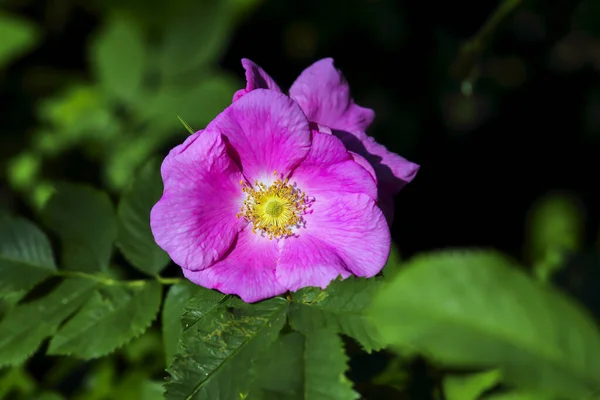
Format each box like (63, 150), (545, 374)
(450, 0), (523, 92)
(56, 270), (183, 287)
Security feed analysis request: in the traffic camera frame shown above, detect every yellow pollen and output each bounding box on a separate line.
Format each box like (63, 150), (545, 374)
(236, 173), (307, 239)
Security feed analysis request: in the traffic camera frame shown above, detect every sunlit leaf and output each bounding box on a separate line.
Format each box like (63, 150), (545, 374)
(165, 292), (288, 400)
(0, 278), (96, 366)
(369, 249), (600, 399)
(91, 16), (146, 101)
(117, 159), (170, 275)
(443, 370), (502, 400)
(48, 281), (162, 359)
(162, 281), (196, 366)
(42, 183), (117, 272)
(289, 277), (384, 352)
(0, 215), (56, 300)
(0, 13), (39, 67)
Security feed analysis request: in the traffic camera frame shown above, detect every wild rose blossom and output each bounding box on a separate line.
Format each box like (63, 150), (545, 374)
(232, 58), (419, 222)
(150, 60), (418, 303)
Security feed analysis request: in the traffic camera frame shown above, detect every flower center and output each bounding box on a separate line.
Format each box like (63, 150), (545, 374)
(237, 172), (307, 239)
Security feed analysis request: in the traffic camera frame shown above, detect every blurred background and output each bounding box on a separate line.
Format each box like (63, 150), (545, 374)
(1, 0), (599, 398)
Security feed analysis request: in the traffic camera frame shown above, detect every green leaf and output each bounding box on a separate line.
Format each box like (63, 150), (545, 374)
(256, 330), (359, 400)
(48, 280), (162, 358)
(116, 159), (170, 276)
(162, 281), (196, 366)
(289, 277), (384, 352)
(91, 16), (146, 101)
(483, 391), (550, 400)
(0, 215), (56, 299)
(381, 242), (402, 278)
(0, 278), (96, 366)
(158, 0), (234, 76)
(0, 13), (39, 67)
(42, 183), (117, 272)
(526, 192), (583, 281)
(369, 249), (600, 399)
(177, 115), (195, 134)
(443, 370), (502, 400)
(166, 292), (288, 400)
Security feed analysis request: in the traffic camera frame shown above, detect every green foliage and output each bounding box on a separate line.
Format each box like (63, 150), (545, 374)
(443, 370), (502, 400)
(369, 250), (600, 399)
(254, 330), (359, 400)
(42, 183), (117, 272)
(165, 291), (288, 400)
(289, 277), (385, 352)
(0, 278), (97, 366)
(162, 281), (196, 365)
(0, 215), (56, 300)
(91, 16), (146, 102)
(47, 281), (162, 358)
(526, 192), (583, 281)
(0, 12), (39, 67)
(117, 159), (170, 276)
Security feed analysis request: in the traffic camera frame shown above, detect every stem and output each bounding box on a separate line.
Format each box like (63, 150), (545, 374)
(56, 270), (183, 286)
(450, 0), (523, 84)
(155, 276), (183, 285)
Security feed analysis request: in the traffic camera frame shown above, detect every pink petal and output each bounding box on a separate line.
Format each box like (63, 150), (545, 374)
(333, 130), (419, 195)
(232, 58), (283, 102)
(277, 234), (351, 292)
(150, 130), (245, 271)
(290, 131), (377, 200)
(206, 89), (311, 183)
(294, 193), (391, 278)
(289, 58), (375, 134)
(182, 228), (286, 303)
(349, 151), (377, 182)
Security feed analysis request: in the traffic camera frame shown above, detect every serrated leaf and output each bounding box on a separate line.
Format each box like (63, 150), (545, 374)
(117, 159), (170, 276)
(0, 13), (39, 67)
(165, 293), (288, 400)
(158, 0), (234, 76)
(42, 183), (117, 272)
(0, 278), (96, 366)
(369, 249), (600, 399)
(443, 370), (502, 400)
(0, 215), (56, 299)
(289, 277), (384, 352)
(48, 280), (162, 358)
(254, 330), (359, 400)
(91, 17), (146, 101)
(162, 281), (196, 366)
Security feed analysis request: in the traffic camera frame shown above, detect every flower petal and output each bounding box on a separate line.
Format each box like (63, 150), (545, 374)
(182, 228), (285, 303)
(232, 58), (282, 102)
(333, 129), (420, 195)
(298, 193), (390, 277)
(289, 58), (375, 133)
(150, 130), (245, 271)
(290, 131), (377, 200)
(206, 89), (311, 182)
(277, 234), (351, 292)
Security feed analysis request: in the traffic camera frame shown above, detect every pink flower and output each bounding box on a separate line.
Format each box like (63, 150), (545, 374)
(233, 58), (419, 222)
(150, 90), (390, 302)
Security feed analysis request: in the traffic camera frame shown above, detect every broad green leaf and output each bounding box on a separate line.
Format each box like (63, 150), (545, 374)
(0, 215), (56, 299)
(112, 371), (164, 400)
(484, 392), (550, 400)
(381, 242), (402, 278)
(116, 159), (170, 276)
(0, 278), (96, 366)
(48, 280), (162, 358)
(158, 0), (234, 76)
(444, 370), (502, 400)
(0, 367), (36, 399)
(0, 13), (39, 67)
(369, 250), (600, 399)
(162, 281), (196, 365)
(42, 183), (117, 272)
(165, 292), (288, 400)
(256, 330), (359, 400)
(91, 17), (146, 101)
(526, 192), (582, 281)
(289, 277), (384, 352)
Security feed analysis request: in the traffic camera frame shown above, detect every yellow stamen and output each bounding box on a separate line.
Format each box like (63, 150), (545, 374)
(236, 172), (307, 239)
